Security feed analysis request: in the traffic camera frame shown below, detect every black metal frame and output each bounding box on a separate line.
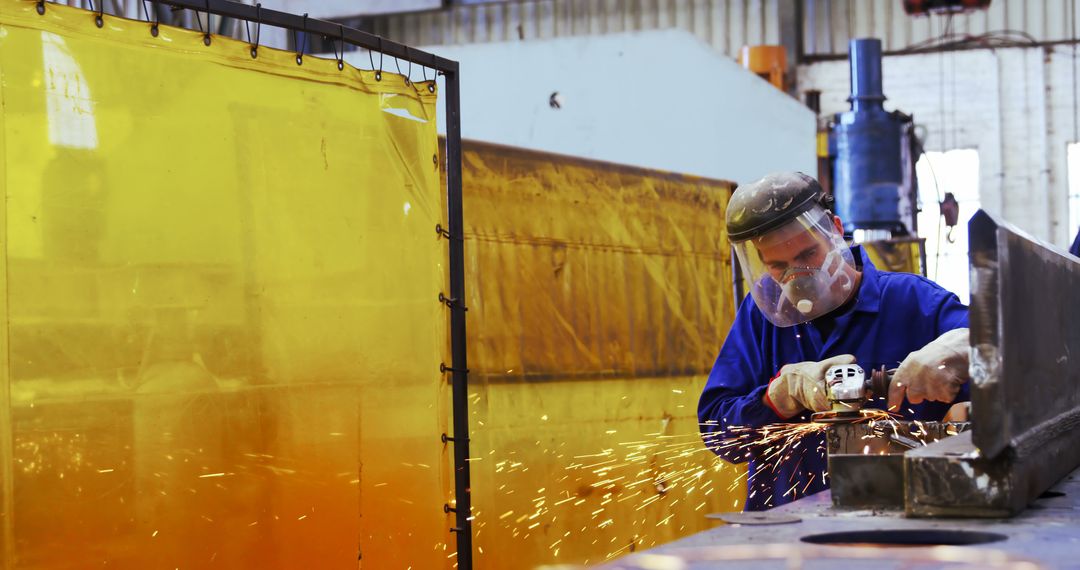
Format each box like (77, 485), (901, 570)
(40, 0), (472, 565)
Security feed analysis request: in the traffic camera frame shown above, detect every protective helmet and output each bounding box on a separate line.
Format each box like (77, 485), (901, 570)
(727, 172), (858, 327)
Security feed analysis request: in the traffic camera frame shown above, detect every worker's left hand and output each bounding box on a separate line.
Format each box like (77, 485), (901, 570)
(887, 328), (970, 411)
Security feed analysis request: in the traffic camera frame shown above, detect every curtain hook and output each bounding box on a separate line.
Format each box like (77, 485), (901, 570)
(336, 23), (345, 70)
(202, 0), (212, 45)
(141, 0), (160, 36)
(246, 3), (261, 58)
(295, 13), (308, 65)
(90, 0), (104, 28)
(375, 37), (383, 81)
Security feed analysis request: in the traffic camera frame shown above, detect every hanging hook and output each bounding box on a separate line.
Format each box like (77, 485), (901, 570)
(141, 0), (160, 36)
(89, 0), (104, 28)
(393, 48), (413, 86)
(394, 54), (409, 85)
(294, 13), (308, 66)
(421, 60), (435, 93)
(245, 3), (261, 58)
(336, 23), (345, 70)
(202, 0), (212, 45)
(374, 37), (383, 81)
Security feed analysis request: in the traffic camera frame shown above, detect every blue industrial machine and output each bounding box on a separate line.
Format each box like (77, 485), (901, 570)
(830, 38), (918, 240)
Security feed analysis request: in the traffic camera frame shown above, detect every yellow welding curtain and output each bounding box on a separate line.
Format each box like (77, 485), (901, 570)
(0, 2), (449, 569)
(454, 142), (744, 568)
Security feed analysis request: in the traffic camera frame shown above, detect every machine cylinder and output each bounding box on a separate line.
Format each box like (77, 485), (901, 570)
(848, 38), (885, 113)
(833, 38), (907, 235)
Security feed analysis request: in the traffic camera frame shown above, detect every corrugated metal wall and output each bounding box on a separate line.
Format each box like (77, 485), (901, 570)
(803, 0), (1080, 56)
(367, 0), (1079, 58)
(371, 0), (782, 58)
(46, 0), (1080, 59)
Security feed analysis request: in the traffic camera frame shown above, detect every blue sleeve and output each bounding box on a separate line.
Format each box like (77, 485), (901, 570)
(934, 288), (971, 404)
(698, 297), (786, 463)
(934, 290), (969, 333)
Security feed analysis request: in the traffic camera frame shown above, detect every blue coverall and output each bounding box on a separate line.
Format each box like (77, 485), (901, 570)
(698, 247), (969, 511)
(1070, 226), (1080, 257)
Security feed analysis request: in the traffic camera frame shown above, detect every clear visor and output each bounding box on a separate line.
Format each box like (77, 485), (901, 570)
(733, 205), (858, 327)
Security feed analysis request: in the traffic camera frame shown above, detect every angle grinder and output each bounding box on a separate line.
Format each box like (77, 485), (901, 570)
(810, 364), (894, 424)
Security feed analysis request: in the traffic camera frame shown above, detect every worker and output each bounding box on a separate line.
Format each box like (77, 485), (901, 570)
(1070, 226), (1080, 257)
(698, 172), (970, 511)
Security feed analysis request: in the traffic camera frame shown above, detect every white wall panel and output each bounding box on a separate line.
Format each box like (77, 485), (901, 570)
(345, 29), (815, 184)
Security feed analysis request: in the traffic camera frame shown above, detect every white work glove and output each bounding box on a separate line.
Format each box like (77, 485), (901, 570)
(764, 354), (856, 419)
(887, 328), (970, 411)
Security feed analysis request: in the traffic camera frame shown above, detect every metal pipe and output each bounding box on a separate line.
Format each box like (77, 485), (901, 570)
(148, 0), (459, 73)
(848, 38), (885, 112)
(443, 68), (473, 570)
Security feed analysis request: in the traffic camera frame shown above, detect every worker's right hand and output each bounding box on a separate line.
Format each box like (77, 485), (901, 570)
(764, 354), (857, 419)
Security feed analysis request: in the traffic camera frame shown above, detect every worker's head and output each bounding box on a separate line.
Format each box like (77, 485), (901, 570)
(726, 172), (858, 327)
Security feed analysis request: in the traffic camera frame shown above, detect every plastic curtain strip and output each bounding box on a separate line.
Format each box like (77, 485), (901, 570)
(0, 1), (450, 568)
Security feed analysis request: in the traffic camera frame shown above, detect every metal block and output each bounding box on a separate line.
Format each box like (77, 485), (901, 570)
(906, 416), (1080, 517)
(906, 431), (1017, 517)
(826, 422), (966, 509)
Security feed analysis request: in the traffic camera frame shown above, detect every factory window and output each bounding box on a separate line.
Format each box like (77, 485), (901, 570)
(915, 149), (980, 304)
(1067, 143), (1080, 246)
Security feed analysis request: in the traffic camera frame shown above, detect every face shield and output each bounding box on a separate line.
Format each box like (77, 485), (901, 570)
(733, 205), (858, 327)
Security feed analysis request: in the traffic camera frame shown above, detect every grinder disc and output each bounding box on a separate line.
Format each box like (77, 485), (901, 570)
(810, 410), (865, 424)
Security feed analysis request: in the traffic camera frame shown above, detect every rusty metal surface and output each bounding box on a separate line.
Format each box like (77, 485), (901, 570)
(905, 414), (1080, 518)
(595, 464), (1080, 569)
(905, 431), (1018, 517)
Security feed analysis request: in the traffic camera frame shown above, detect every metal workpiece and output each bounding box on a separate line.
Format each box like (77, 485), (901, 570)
(826, 421), (967, 509)
(597, 465), (1080, 570)
(905, 431), (1016, 517)
(943, 210), (1080, 520)
(827, 421), (968, 455)
(968, 210), (1080, 458)
(905, 418), (1080, 518)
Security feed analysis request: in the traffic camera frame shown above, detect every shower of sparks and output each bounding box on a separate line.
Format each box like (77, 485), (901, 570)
(473, 408), (901, 563)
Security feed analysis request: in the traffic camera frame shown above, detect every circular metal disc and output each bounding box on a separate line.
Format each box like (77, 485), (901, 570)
(705, 512), (802, 525)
